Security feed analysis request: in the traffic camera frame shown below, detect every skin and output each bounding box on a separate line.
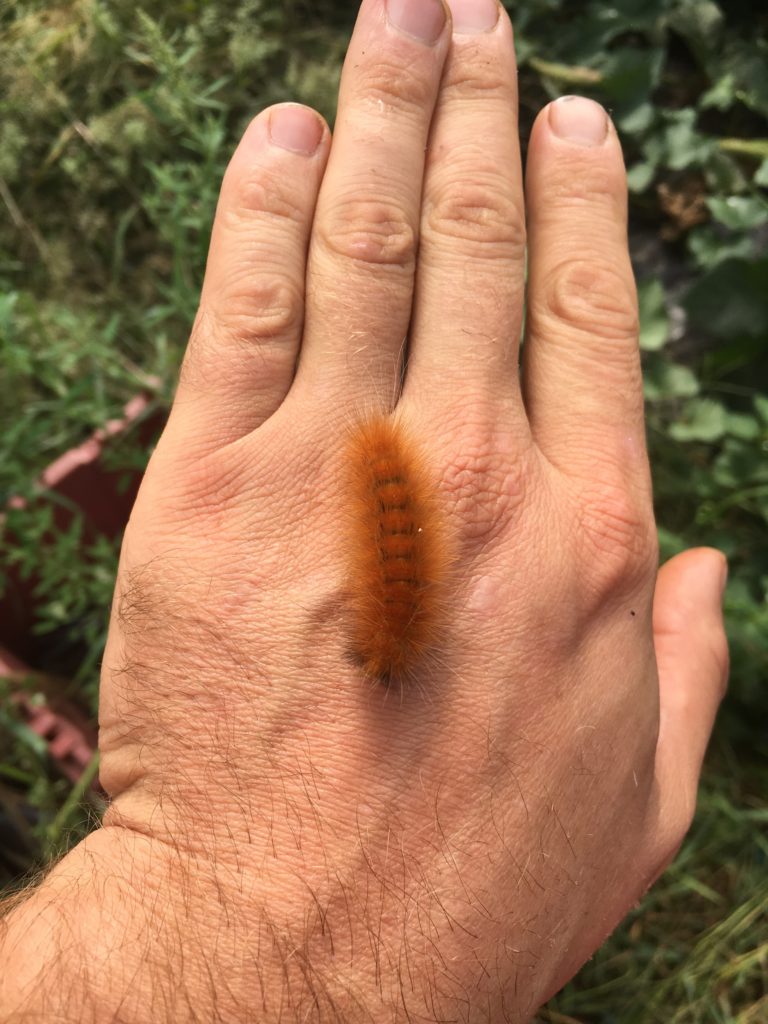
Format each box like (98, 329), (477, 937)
(0, 0), (728, 1021)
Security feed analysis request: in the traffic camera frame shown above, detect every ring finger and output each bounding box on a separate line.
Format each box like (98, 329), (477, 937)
(404, 0), (527, 426)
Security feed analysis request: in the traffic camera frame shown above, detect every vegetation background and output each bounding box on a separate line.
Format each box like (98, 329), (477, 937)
(0, 0), (766, 1020)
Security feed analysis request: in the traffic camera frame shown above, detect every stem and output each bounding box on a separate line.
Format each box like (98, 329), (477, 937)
(46, 750), (101, 849)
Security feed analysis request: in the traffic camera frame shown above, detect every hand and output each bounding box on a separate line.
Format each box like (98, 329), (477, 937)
(1, 0), (728, 1020)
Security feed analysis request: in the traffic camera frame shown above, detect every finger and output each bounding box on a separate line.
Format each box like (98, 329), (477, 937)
(653, 548), (729, 849)
(292, 0), (451, 409)
(405, 0), (529, 420)
(522, 97), (644, 478)
(167, 104), (329, 452)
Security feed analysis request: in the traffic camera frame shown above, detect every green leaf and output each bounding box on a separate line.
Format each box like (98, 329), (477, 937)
(754, 395), (768, 424)
(627, 161), (656, 192)
(599, 48), (664, 109)
(657, 526), (687, 560)
(755, 158), (768, 187)
(706, 196), (768, 231)
(638, 279), (669, 351)
(662, 109), (717, 170)
(643, 360), (699, 401)
(616, 101), (654, 134)
(669, 398), (728, 442)
(667, 1), (724, 57)
(701, 74), (738, 111)
(720, 39), (768, 118)
(725, 413), (760, 441)
(685, 258), (768, 339)
(688, 225), (758, 268)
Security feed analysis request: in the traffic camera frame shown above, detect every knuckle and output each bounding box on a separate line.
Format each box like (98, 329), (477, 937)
(224, 161), (307, 227)
(425, 175), (526, 258)
(169, 448), (248, 517)
(440, 50), (513, 101)
(143, 442), (248, 521)
(576, 484), (658, 602)
(318, 195), (416, 269)
(356, 57), (435, 117)
(439, 421), (529, 553)
(443, 69), (511, 101)
(536, 258), (639, 343)
(179, 286), (300, 398)
(206, 274), (303, 344)
(549, 171), (623, 210)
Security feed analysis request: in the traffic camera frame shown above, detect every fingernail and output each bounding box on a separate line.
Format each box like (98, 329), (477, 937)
(446, 0), (499, 34)
(268, 105), (323, 155)
(717, 554), (729, 600)
(549, 96), (609, 147)
(386, 0), (447, 44)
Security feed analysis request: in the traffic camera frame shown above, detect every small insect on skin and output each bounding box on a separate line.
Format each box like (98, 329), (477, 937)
(344, 413), (450, 685)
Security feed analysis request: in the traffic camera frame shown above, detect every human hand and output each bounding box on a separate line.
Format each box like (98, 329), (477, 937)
(1, 0), (728, 1020)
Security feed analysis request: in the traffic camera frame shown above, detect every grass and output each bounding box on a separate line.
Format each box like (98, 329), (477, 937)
(1, 1), (767, 1020)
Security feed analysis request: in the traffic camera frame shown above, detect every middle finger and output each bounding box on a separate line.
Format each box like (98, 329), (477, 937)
(293, 0), (451, 409)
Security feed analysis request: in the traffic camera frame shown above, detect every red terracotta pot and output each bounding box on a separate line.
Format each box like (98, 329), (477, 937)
(1, 394), (164, 657)
(1, 394), (165, 782)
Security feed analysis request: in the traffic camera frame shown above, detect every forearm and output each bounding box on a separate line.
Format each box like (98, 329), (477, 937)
(0, 829), (183, 1024)
(0, 827), (282, 1024)
(1, 826), (375, 1024)
(0, 821), (542, 1023)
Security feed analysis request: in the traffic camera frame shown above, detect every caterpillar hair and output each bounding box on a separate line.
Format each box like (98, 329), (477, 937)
(344, 412), (450, 685)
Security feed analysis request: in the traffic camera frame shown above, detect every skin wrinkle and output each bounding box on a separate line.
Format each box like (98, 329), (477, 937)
(536, 260), (640, 344)
(221, 163), (311, 230)
(424, 178), (527, 254)
(315, 193), (419, 271)
(198, 277), (305, 343)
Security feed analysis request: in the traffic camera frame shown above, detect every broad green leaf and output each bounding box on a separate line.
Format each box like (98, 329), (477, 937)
(667, 1), (724, 57)
(701, 73), (738, 111)
(662, 109), (716, 170)
(669, 398), (728, 442)
(617, 101), (654, 134)
(725, 413), (760, 441)
(720, 39), (768, 117)
(706, 196), (768, 231)
(754, 395), (768, 424)
(685, 258), (768, 339)
(688, 225), (759, 268)
(755, 158), (768, 187)
(627, 161), (656, 192)
(599, 48), (664, 108)
(643, 360), (699, 401)
(638, 278), (669, 351)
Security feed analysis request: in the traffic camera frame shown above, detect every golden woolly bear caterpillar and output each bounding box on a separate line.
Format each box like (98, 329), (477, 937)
(345, 413), (449, 684)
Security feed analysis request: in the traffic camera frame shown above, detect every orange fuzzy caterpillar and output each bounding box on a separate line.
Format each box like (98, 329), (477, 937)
(345, 413), (449, 683)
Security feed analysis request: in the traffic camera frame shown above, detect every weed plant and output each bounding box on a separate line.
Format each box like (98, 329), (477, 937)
(1, 2), (766, 1019)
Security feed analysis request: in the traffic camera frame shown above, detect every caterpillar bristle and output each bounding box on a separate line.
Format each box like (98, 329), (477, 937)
(344, 413), (449, 685)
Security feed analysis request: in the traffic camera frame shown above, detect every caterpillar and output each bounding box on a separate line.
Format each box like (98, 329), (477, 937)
(345, 413), (450, 684)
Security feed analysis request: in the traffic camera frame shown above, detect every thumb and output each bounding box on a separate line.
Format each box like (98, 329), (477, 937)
(652, 547), (729, 849)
